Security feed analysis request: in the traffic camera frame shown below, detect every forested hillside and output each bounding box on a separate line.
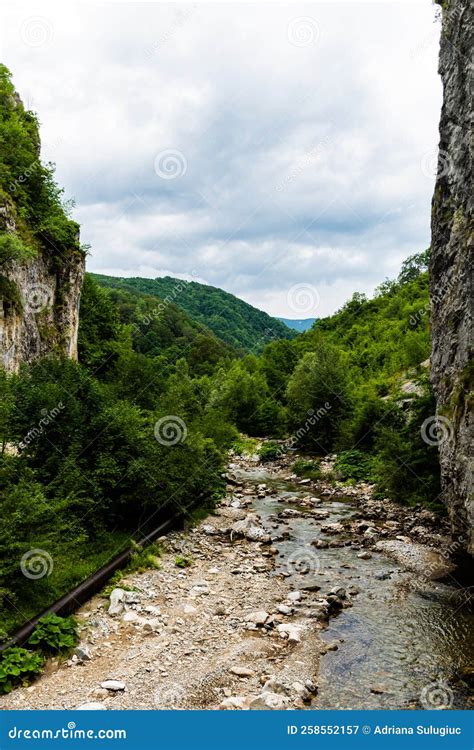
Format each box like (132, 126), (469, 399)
(91, 273), (295, 352)
(0, 236), (438, 645)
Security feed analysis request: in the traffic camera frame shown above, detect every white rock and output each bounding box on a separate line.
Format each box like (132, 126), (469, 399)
(108, 589), (125, 616)
(246, 610), (269, 626)
(122, 611), (140, 623)
(230, 666), (254, 678)
(249, 691), (289, 710)
(277, 623), (303, 642)
(100, 680), (125, 692)
(287, 591), (302, 602)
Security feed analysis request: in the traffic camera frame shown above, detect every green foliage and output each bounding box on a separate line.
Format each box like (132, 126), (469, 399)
(231, 436), (259, 456)
(286, 342), (352, 451)
(0, 65), (81, 258)
(27, 614), (78, 654)
(0, 647), (44, 694)
(0, 275), (22, 312)
(334, 449), (375, 483)
(258, 441), (281, 462)
(91, 273), (295, 352)
(371, 388), (441, 506)
(175, 555), (192, 568)
(301, 270), (431, 380)
(292, 458), (322, 481)
(0, 233), (36, 266)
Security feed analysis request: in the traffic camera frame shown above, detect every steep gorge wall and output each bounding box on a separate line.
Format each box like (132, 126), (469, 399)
(430, 0), (473, 554)
(0, 202), (84, 371)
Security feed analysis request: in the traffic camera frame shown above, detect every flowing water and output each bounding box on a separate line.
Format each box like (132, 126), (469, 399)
(234, 466), (473, 710)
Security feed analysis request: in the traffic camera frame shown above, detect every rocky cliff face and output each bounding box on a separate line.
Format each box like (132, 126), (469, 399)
(430, 0), (473, 555)
(0, 202), (84, 371)
(0, 67), (85, 371)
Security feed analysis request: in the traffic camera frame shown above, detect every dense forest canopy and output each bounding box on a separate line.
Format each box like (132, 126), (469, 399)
(91, 273), (296, 352)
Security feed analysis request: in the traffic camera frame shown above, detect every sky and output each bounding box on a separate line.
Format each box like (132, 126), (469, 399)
(1, 1), (442, 318)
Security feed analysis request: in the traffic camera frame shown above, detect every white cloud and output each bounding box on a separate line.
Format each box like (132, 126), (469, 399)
(0, 1), (442, 317)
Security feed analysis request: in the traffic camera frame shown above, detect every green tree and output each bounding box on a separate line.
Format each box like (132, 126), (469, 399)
(286, 342), (352, 451)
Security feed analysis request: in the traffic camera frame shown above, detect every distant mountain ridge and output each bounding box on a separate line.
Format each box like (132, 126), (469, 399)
(91, 274), (296, 351)
(277, 317), (317, 332)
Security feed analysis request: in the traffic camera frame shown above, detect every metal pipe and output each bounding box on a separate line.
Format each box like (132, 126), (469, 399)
(1, 515), (180, 652)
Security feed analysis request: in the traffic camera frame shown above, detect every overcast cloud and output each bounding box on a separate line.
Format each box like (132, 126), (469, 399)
(1, 1), (442, 317)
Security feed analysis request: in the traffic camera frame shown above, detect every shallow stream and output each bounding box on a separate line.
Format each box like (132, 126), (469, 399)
(235, 466), (473, 710)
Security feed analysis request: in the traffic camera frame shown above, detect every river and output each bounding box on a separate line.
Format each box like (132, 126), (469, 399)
(233, 465), (473, 710)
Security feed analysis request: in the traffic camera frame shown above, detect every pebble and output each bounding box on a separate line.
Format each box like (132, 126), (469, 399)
(100, 680), (126, 692)
(230, 666), (255, 678)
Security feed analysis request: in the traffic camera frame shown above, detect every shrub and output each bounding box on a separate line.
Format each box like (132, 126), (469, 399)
(334, 449), (375, 482)
(0, 647), (44, 693)
(27, 613), (78, 653)
(292, 459), (322, 481)
(258, 442), (281, 462)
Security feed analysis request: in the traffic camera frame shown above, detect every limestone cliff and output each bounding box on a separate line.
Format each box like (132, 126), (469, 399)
(430, 0), (473, 554)
(0, 66), (85, 371)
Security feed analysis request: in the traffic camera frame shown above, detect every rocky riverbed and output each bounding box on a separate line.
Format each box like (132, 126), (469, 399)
(1, 448), (472, 711)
